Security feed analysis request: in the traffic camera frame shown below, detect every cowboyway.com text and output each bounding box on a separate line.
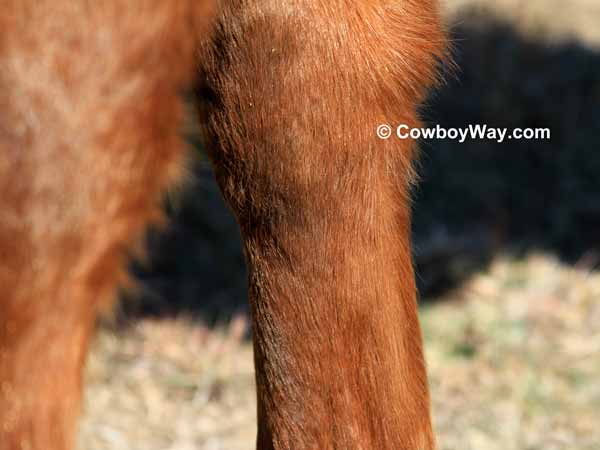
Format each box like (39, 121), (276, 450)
(376, 124), (551, 143)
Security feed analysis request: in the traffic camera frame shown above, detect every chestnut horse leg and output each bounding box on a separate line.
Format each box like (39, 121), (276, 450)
(1, 0), (445, 448)
(200, 1), (445, 449)
(0, 2), (212, 449)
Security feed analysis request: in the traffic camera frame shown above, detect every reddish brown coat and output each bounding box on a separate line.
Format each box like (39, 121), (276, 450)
(0, 1), (445, 449)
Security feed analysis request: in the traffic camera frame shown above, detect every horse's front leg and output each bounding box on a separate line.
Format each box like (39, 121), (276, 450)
(200, 1), (446, 448)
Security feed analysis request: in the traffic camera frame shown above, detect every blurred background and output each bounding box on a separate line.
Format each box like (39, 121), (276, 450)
(79, 1), (600, 449)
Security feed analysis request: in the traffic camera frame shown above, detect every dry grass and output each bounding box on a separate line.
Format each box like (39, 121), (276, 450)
(79, 317), (256, 450)
(424, 254), (600, 450)
(442, 0), (600, 46)
(80, 254), (600, 449)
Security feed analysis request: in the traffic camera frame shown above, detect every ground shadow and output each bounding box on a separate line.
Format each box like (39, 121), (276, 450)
(122, 12), (600, 323)
(414, 11), (600, 295)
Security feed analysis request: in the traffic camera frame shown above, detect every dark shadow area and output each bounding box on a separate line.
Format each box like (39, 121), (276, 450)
(414, 11), (600, 295)
(120, 161), (249, 324)
(123, 11), (600, 323)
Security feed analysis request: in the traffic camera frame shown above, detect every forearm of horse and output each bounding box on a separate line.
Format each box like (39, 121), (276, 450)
(201, 1), (445, 449)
